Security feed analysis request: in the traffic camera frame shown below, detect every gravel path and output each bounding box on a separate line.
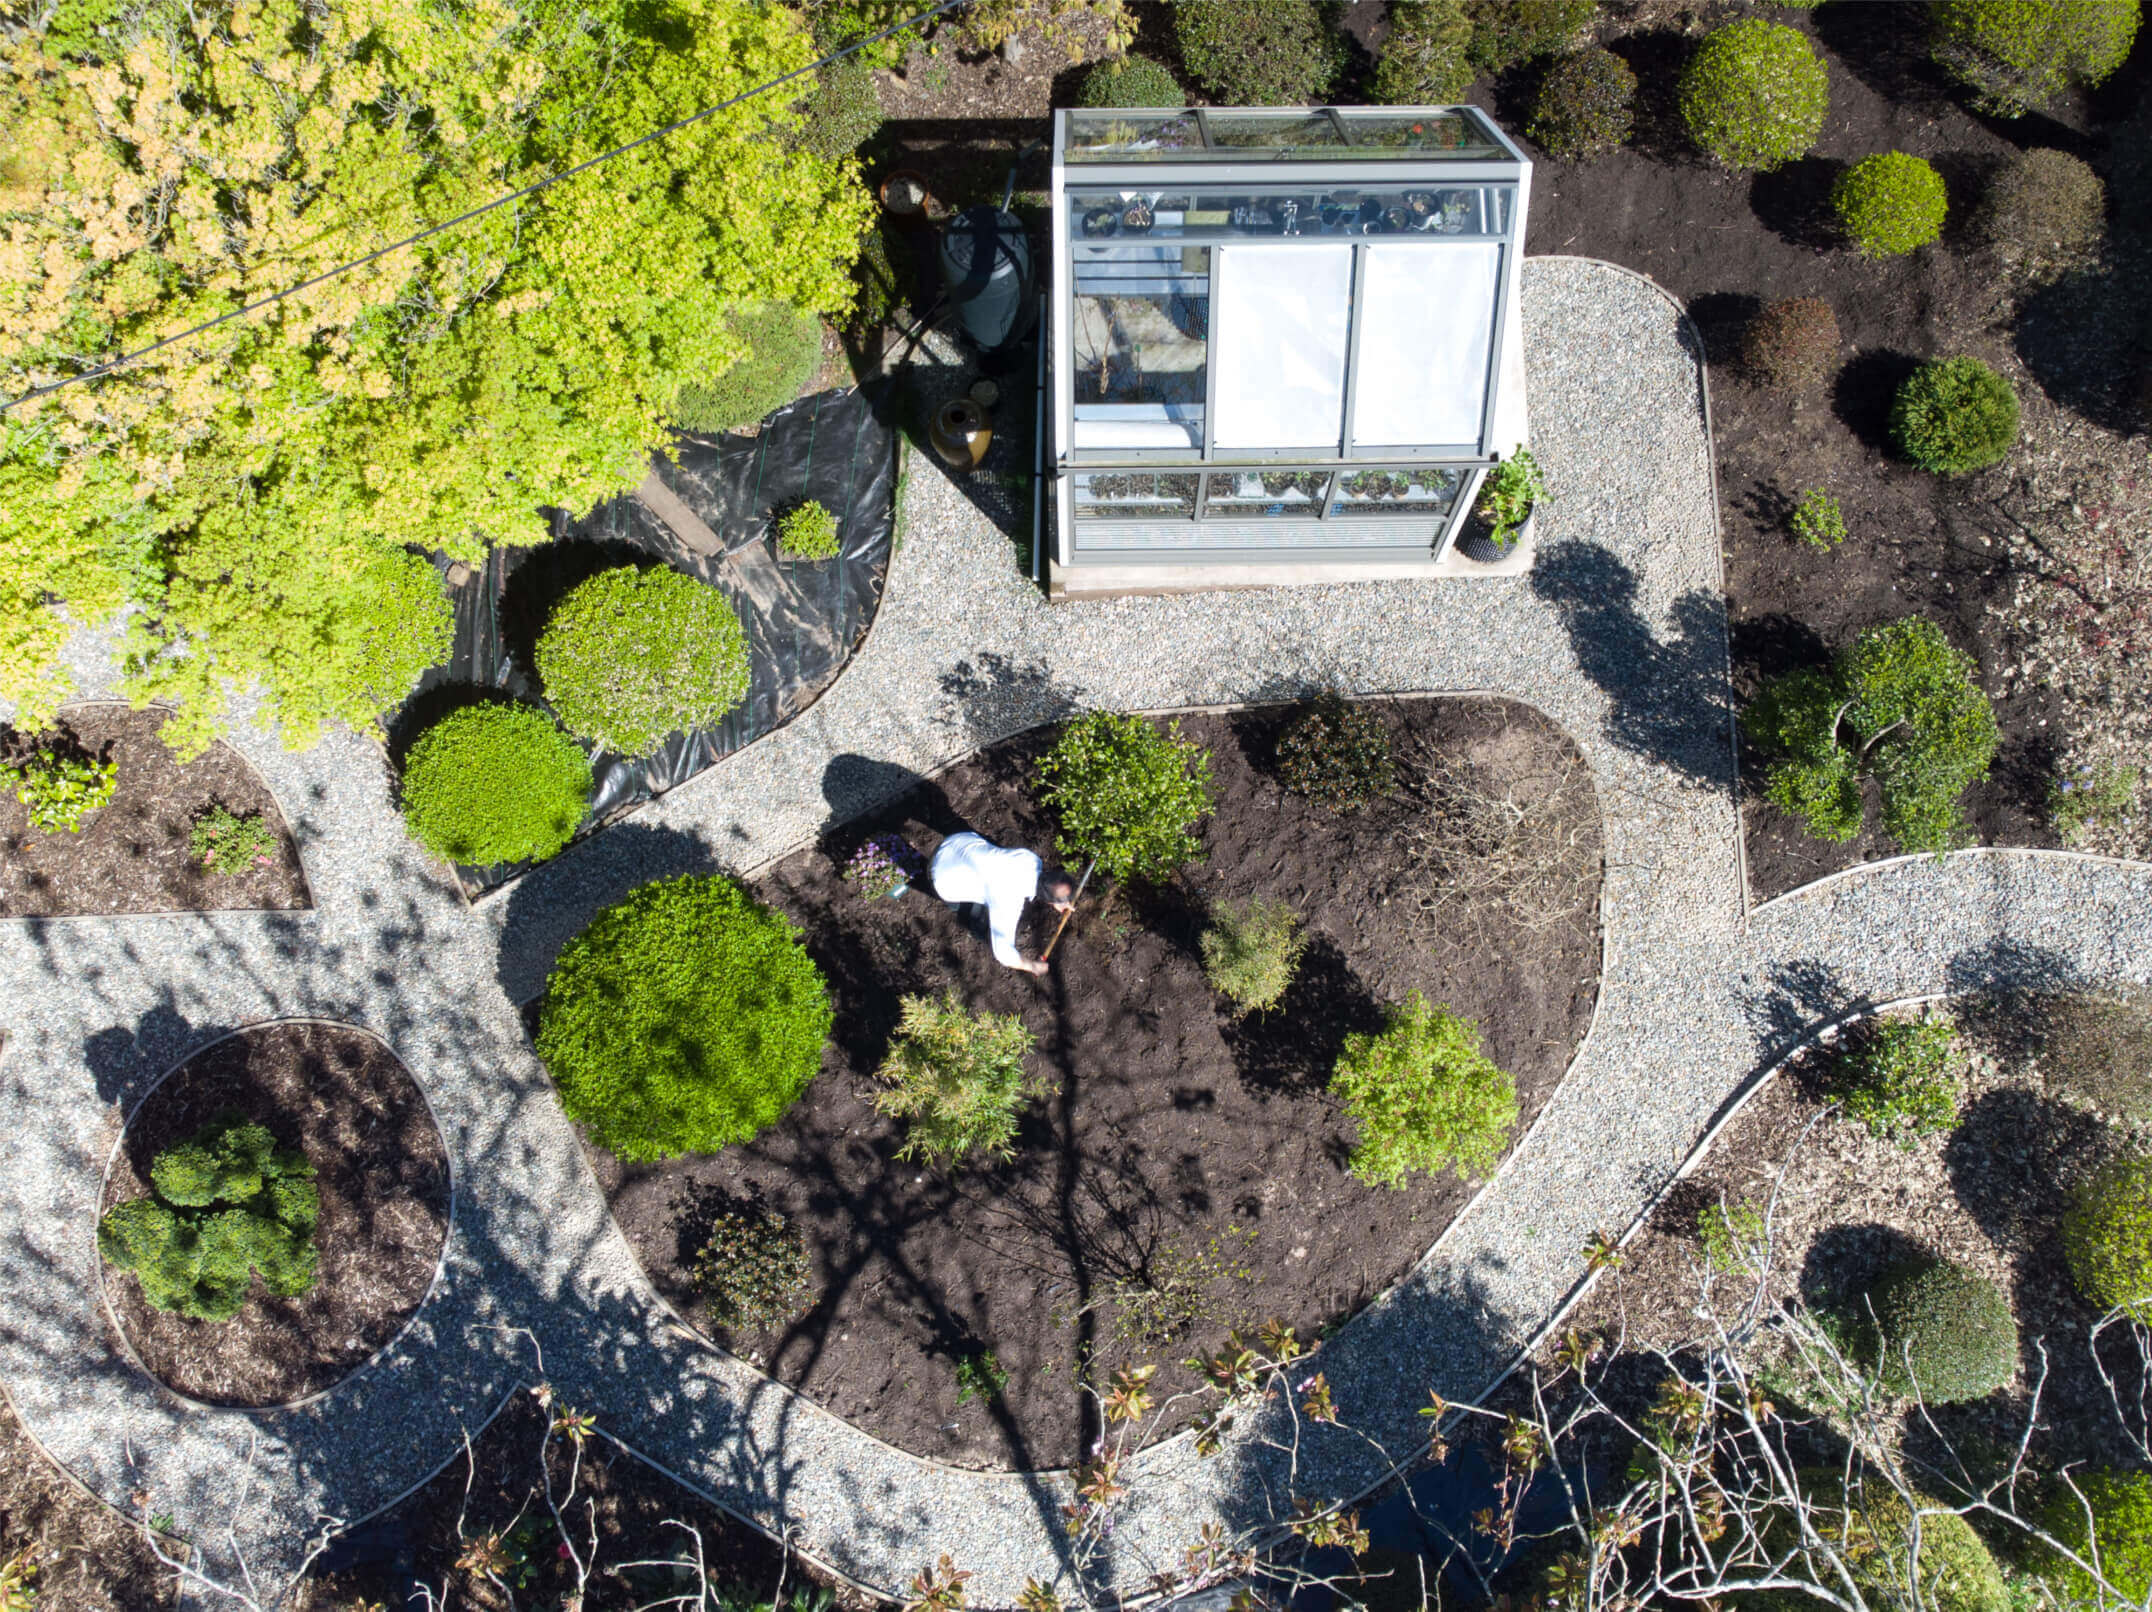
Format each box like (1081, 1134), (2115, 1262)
(4, 258), (2149, 1606)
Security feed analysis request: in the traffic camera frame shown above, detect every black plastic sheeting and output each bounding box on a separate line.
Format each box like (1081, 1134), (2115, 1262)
(398, 384), (897, 897)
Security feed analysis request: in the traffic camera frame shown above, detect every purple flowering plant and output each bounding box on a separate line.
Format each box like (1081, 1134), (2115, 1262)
(842, 835), (924, 899)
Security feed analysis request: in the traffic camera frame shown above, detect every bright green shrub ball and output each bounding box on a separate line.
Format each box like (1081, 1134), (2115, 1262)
(536, 566), (750, 758)
(1776, 1479), (2010, 1612)
(400, 703), (592, 867)
(1333, 992), (1518, 1189)
(1862, 1257), (2018, 1402)
(1931, 0), (2140, 117)
(1834, 151), (1949, 258)
(2039, 1470), (2152, 1606)
(671, 302), (823, 434)
(1038, 710), (1214, 884)
(1077, 54), (1185, 108)
(1176, 0), (1344, 105)
(2064, 1154), (2152, 1319)
(536, 874), (832, 1161)
(1677, 18), (1829, 172)
(1890, 357), (2020, 474)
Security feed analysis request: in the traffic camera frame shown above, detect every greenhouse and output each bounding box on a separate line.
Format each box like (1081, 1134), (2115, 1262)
(1047, 104), (1534, 598)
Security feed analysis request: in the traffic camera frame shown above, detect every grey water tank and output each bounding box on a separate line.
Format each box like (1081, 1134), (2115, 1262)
(938, 206), (1034, 352)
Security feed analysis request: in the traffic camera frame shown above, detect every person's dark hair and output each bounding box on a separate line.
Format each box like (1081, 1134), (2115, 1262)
(1043, 872), (1076, 901)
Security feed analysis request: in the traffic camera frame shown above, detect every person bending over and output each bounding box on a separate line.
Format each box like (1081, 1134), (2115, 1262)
(929, 830), (1075, 976)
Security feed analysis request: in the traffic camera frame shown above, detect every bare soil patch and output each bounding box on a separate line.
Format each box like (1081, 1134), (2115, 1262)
(101, 1022), (451, 1408)
(584, 696), (1602, 1472)
(0, 1392), (173, 1612)
(0, 705), (308, 918)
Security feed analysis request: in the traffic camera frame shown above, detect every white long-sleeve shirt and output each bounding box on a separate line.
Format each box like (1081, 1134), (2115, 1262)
(929, 832), (1041, 968)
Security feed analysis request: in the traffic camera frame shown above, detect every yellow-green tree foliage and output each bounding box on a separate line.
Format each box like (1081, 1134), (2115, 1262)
(1, 0), (872, 751)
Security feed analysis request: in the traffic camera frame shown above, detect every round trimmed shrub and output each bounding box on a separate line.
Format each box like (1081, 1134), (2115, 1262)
(1077, 54), (1185, 108)
(1468, 0), (1595, 72)
(536, 873), (832, 1161)
(536, 565), (751, 757)
(1833, 151), (1948, 258)
(1677, 18), (1829, 173)
(1175, 0), (1344, 106)
(1743, 296), (1842, 392)
(1861, 1257), (2018, 1403)
(1529, 48), (1637, 161)
(671, 302), (822, 435)
(1980, 148), (2107, 274)
(2038, 1470), (2152, 1606)
(1889, 357), (2020, 475)
(1771, 1479), (2010, 1612)
(400, 703), (592, 867)
(1931, 0), (2139, 117)
(2065, 1154), (2152, 1319)
(1372, 0), (1472, 105)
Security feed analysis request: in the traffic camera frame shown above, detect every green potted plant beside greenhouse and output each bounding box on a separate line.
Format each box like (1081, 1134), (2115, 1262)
(1457, 448), (1543, 563)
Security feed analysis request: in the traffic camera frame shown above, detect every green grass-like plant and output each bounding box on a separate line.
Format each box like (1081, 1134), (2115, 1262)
(795, 56), (883, 162)
(190, 805), (279, 875)
(1890, 356), (2020, 475)
(536, 566), (750, 758)
(1833, 151), (1948, 258)
(1698, 1198), (1764, 1275)
(671, 303), (823, 435)
(2, 741), (116, 833)
(1038, 710), (1214, 884)
(873, 993), (1043, 1168)
(2051, 759), (2137, 846)
(536, 874), (832, 1161)
(1077, 54), (1186, 108)
(2039, 1469), (2152, 1606)
(1749, 617), (1999, 853)
(1200, 896), (1305, 1016)
(399, 703), (592, 867)
(1175, 0), (1344, 105)
(776, 500), (840, 562)
(1834, 1015), (1963, 1145)
(1372, 0), (1474, 104)
(690, 1204), (815, 1334)
(2065, 1154), (2152, 1320)
(1677, 18), (1829, 172)
(97, 1117), (318, 1322)
(1931, 0), (2139, 116)
(1277, 697), (1395, 813)
(1333, 992), (1518, 1189)
(1529, 48), (1637, 161)
(1790, 487), (1847, 549)
(1860, 1257), (2018, 1402)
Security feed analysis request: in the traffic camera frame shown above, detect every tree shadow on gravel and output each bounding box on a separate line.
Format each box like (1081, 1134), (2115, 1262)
(1739, 956), (1864, 1071)
(937, 654), (1078, 753)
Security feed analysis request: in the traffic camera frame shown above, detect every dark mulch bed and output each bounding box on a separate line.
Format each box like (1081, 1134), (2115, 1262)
(0, 704), (308, 918)
(0, 1393), (174, 1611)
(101, 1022), (451, 1408)
(584, 697), (1602, 1472)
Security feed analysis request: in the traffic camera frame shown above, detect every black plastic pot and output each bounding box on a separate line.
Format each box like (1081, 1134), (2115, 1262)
(1455, 504), (1535, 564)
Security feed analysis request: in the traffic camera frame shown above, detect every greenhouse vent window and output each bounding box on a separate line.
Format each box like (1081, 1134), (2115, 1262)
(1045, 105), (1534, 599)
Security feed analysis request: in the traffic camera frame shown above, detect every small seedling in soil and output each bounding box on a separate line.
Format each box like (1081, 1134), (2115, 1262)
(1789, 486), (1847, 549)
(953, 1349), (1008, 1405)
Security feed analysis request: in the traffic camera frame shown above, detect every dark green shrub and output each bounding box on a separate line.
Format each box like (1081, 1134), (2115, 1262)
(796, 57), (882, 164)
(1038, 710), (1214, 884)
(776, 500), (840, 562)
(536, 566), (750, 757)
(2064, 1154), (2152, 1320)
(872, 993), (1043, 1168)
(1981, 148), (2108, 278)
(1743, 296), (1841, 391)
(1677, 18), (1829, 172)
(1176, 0), (1344, 105)
(1333, 992), (1517, 1189)
(1931, 0), (2138, 117)
(690, 1204), (814, 1333)
(1861, 1257), (2017, 1402)
(0, 734), (115, 833)
(1529, 48), (1637, 161)
(1276, 697), (1396, 813)
(1890, 357), (2019, 475)
(2038, 1470), (2152, 1606)
(1077, 54), (1185, 108)
(2036, 986), (2152, 1121)
(1200, 895), (1305, 1015)
(849, 223), (907, 335)
(97, 1118), (318, 1322)
(1833, 1015), (1962, 1144)
(1371, 0), (1473, 105)
(1833, 151), (1948, 258)
(536, 874), (832, 1161)
(671, 302), (822, 435)
(399, 703), (592, 867)
(1467, 0), (1595, 72)
(190, 805), (278, 875)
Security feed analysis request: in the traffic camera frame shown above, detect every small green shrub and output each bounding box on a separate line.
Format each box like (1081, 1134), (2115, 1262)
(1, 738), (116, 833)
(1750, 617), (1999, 853)
(849, 222), (907, 335)
(1782, 1480), (2010, 1612)
(399, 703), (592, 867)
(1200, 896), (1305, 1016)
(1833, 151), (1948, 258)
(2036, 987), (2152, 1121)
(1077, 54), (1185, 108)
(1333, 992), (1518, 1189)
(1834, 1015), (1963, 1144)
(1473, 448), (1543, 549)
(1678, 18), (1829, 173)
(873, 993), (1043, 1168)
(97, 1117), (318, 1322)
(1981, 148), (2108, 278)
(1277, 697), (1395, 813)
(1370, 0), (1472, 105)
(2064, 1154), (2152, 1320)
(954, 1349), (1009, 1405)
(801, 0), (920, 71)
(1698, 1198), (1764, 1275)
(1467, 0), (1595, 72)
(1890, 357), (2020, 475)
(190, 805), (279, 875)
(536, 566), (750, 758)
(1790, 487), (1847, 549)
(671, 303), (823, 435)
(1744, 296), (1842, 392)
(1529, 48), (1637, 161)
(1038, 710), (1214, 884)
(536, 874), (832, 1161)
(796, 56), (883, 163)
(2038, 1469), (2152, 1607)
(691, 1205), (815, 1334)
(1861, 1257), (2018, 1402)
(1175, 0), (1344, 106)
(776, 500), (840, 562)
(2052, 759), (2138, 845)
(1931, 0), (2139, 117)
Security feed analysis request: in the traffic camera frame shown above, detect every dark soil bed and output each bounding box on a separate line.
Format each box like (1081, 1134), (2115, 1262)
(0, 704), (308, 918)
(584, 696), (1601, 1472)
(0, 1392), (173, 1611)
(101, 1021), (451, 1408)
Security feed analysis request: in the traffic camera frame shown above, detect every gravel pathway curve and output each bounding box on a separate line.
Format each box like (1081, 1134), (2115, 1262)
(5, 258), (2149, 1606)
